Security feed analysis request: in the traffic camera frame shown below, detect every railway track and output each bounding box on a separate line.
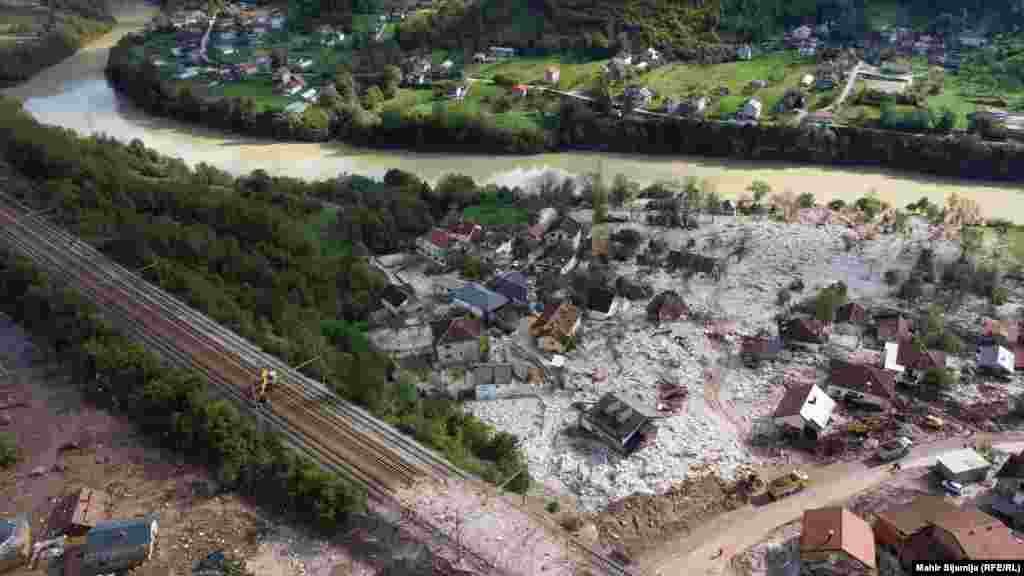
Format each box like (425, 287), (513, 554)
(0, 193), (637, 576)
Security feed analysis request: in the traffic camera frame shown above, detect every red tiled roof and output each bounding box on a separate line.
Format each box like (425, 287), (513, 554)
(449, 222), (482, 239)
(895, 341), (946, 371)
(830, 360), (897, 399)
(800, 507), (876, 570)
(876, 495), (959, 540)
(878, 317), (911, 342)
(429, 229), (451, 248)
(441, 317), (482, 344)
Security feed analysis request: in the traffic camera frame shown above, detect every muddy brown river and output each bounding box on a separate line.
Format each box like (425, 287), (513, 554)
(4, 1), (1024, 220)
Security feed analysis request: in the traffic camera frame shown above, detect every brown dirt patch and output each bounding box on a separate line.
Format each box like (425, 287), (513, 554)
(591, 473), (748, 559)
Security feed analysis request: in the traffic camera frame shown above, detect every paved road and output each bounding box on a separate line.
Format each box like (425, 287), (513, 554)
(641, 431), (1024, 576)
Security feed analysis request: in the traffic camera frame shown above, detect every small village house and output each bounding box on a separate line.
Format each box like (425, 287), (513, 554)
(836, 302), (867, 324)
(416, 229), (451, 265)
(491, 271), (529, 305)
(801, 73), (815, 88)
(877, 496), (1024, 566)
(81, 518), (159, 575)
(737, 44), (752, 61)
(512, 84), (529, 97)
(646, 291), (687, 324)
(780, 317), (827, 344)
(828, 359), (897, 410)
(740, 335), (784, 366)
(791, 25), (812, 41)
(739, 98), (762, 121)
(978, 343), (1015, 376)
(587, 286), (619, 320)
(435, 317), (483, 366)
(772, 383), (835, 440)
(580, 393), (651, 455)
(529, 302), (580, 353)
(545, 66), (560, 84)
(936, 448), (990, 484)
(800, 507), (877, 576)
(876, 314), (912, 342)
(449, 283), (508, 322)
(448, 84), (469, 100)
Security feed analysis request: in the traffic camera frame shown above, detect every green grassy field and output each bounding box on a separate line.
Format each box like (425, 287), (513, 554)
(471, 56), (609, 91)
(463, 201), (529, 226)
(631, 51), (819, 118)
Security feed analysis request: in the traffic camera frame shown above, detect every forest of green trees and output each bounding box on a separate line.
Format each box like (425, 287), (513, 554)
(0, 95), (531, 493)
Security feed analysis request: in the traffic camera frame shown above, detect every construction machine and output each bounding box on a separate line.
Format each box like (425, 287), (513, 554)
(251, 368), (277, 405)
(767, 470), (810, 500)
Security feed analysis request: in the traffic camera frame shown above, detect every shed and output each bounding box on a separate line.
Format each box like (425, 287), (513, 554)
(449, 283), (508, 321)
(580, 393), (651, 455)
(82, 518), (159, 575)
(936, 448), (991, 484)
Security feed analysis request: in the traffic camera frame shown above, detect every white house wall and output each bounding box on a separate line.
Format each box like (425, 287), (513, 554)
(799, 384), (836, 431)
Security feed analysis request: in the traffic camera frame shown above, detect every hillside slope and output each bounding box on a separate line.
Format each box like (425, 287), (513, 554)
(395, 0), (721, 53)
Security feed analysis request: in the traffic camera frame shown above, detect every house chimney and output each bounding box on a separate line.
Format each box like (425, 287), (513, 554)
(824, 529), (835, 544)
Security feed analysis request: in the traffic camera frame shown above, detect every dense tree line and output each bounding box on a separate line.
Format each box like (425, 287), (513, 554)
(0, 249), (366, 531)
(555, 99), (1024, 182)
(0, 15), (111, 86)
(0, 96), (530, 492)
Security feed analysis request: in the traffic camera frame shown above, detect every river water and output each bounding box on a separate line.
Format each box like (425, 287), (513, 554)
(4, 1), (1024, 220)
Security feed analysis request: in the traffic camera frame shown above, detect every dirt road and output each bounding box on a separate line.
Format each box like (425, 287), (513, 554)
(641, 432), (1024, 576)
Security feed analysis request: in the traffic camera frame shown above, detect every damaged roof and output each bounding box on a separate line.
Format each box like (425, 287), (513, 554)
(997, 451), (1024, 479)
(438, 317), (482, 345)
(584, 393), (650, 447)
(829, 359), (897, 399)
(875, 495), (961, 539)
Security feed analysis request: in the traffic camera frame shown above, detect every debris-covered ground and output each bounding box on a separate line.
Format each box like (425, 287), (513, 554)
(458, 209), (1024, 559)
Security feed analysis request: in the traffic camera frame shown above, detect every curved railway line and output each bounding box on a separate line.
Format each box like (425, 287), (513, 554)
(0, 192), (636, 576)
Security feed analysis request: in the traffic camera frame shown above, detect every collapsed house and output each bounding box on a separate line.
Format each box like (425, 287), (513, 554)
(579, 393), (652, 455)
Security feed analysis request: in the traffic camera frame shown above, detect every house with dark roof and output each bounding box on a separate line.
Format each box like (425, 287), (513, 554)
(449, 283), (508, 322)
(740, 336), (784, 367)
(587, 286), (619, 320)
(379, 284), (410, 313)
(435, 317), (483, 366)
(836, 302), (867, 324)
(828, 359), (898, 410)
(772, 383), (835, 440)
(646, 291), (687, 324)
(898, 343), (946, 373)
(545, 217), (582, 251)
(978, 344), (1015, 376)
(81, 517), (159, 576)
(800, 507), (876, 576)
(579, 393), (651, 455)
(491, 271), (529, 304)
(991, 451), (1024, 529)
(780, 317), (827, 344)
(879, 496), (1024, 566)
(417, 228), (451, 265)
(876, 314), (912, 342)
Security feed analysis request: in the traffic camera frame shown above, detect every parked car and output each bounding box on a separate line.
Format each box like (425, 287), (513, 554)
(941, 479), (964, 496)
(767, 470), (810, 500)
(877, 436), (913, 462)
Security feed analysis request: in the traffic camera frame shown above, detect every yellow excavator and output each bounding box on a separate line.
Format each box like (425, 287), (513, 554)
(251, 368), (277, 405)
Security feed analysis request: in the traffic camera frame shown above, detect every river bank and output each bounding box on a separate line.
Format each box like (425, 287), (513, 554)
(3, 0), (1024, 222)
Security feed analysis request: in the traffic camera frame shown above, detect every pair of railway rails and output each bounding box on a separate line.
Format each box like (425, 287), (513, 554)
(0, 192), (635, 576)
